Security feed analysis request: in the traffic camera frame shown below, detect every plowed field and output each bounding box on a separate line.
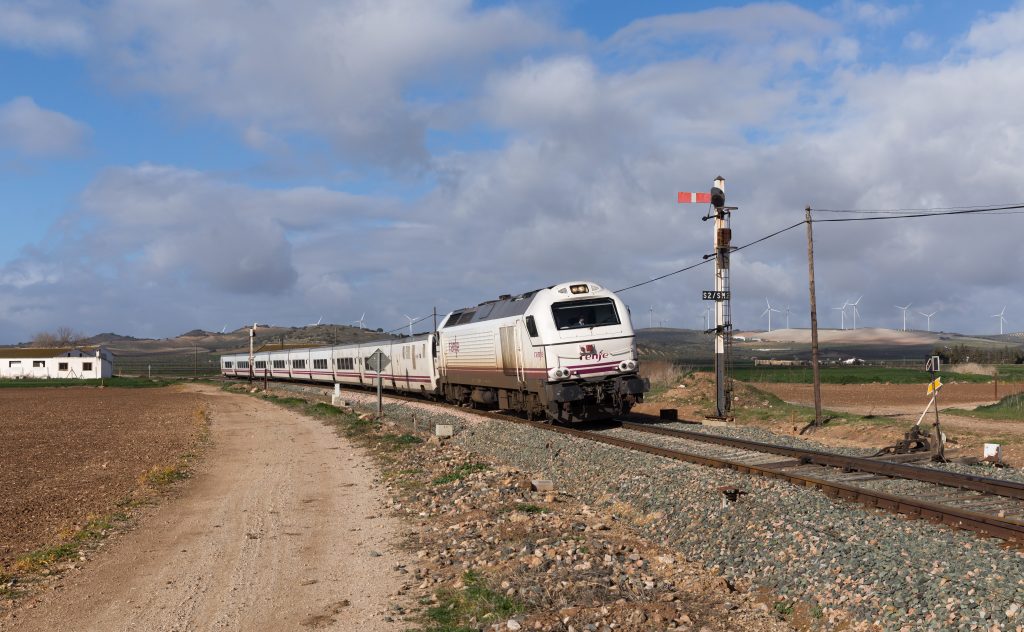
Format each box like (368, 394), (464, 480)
(0, 387), (204, 567)
(751, 381), (1021, 412)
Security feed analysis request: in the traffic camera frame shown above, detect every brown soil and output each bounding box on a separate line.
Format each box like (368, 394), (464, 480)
(0, 386), (205, 567)
(752, 381), (1022, 411)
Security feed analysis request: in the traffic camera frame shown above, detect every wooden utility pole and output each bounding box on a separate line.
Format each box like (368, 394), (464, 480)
(805, 206), (823, 428)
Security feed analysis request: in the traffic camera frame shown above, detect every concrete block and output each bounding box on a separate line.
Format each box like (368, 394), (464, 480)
(531, 479), (554, 492)
(331, 384), (343, 406)
(435, 424), (454, 438)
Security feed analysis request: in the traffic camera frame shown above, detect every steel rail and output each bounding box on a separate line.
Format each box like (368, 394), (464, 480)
(525, 420), (1024, 544)
(619, 421), (1024, 501)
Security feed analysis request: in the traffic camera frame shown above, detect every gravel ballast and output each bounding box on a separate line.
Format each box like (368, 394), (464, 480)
(455, 419), (1024, 631)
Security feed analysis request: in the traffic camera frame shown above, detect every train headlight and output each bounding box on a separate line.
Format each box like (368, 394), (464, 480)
(549, 368), (573, 380)
(619, 361), (637, 372)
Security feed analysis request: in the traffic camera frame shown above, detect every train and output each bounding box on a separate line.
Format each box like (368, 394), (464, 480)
(220, 280), (649, 422)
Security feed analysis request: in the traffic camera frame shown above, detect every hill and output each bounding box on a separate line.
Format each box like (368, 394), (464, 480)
(636, 327), (1024, 365)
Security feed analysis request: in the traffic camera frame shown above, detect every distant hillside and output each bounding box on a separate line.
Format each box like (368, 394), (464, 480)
(636, 327), (1024, 365)
(82, 332), (143, 344)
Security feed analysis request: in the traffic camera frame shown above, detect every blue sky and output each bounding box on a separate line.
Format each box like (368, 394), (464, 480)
(1, 0), (1023, 343)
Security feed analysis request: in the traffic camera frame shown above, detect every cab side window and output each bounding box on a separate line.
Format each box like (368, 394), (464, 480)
(525, 316), (539, 337)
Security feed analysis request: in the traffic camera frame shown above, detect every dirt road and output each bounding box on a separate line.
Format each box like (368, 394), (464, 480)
(3, 385), (407, 632)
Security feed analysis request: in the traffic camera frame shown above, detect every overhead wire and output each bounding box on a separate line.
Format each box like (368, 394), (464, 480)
(615, 219), (806, 293)
(615, 200), (1023, 294)
(812, 203), (1024, 220)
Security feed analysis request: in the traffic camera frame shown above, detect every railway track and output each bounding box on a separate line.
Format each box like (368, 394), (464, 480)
(235, 378), (1024, 545)
(542, 419), (1024, 544)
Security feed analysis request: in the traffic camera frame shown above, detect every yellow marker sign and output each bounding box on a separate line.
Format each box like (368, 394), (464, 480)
(927, 378), (943, 396)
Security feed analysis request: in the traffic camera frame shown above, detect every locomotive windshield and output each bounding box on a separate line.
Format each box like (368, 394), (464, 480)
(552, 298), (620, 330)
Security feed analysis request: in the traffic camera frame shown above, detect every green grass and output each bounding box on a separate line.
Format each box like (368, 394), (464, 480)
(735, 385), (890, 429)
(14, 516), (116, 573)
(996, 365), (1024, 382)
(948, 393), (1024, 420)
(308, 402), (347, 416)
(0, 376), (174, 388)
(511, 503), (548, 514)
(732, 366), (991, 385)
(376, 433), (424, 451)
(424, 570), (523, 632)
(142, 464), (190, 487)
(433, 463), (489, 485)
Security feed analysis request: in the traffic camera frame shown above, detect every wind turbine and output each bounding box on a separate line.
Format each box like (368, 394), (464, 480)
(649, 306), (654, 329)
(220, 324), (227, 334)
(832, 302), (849, 330)
(918, 311), (936, 332)
(994, 306), (1008, 335)
(895, 304), (911, 331)
(404, 314), (415, 336)
(761, 298), (781, 332)
(308, 316), (323, 327)
(354, 313), (366, 330)
(848, 296), (863, 330)
(783, 305), (791, 329)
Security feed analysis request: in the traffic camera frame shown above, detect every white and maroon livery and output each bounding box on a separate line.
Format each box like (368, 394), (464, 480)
(221, 280), (648, 423)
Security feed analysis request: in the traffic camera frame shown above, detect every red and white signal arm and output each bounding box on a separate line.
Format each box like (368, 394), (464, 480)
(677, 191), (712, 204)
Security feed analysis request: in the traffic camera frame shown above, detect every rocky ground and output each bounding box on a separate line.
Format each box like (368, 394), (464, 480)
(260, 383), (791, 631)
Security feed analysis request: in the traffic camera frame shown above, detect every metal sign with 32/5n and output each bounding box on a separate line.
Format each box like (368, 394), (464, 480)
(702, 290), (729, 301)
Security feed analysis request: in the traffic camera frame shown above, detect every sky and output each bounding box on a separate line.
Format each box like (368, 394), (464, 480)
(1, 0), (1023, 343)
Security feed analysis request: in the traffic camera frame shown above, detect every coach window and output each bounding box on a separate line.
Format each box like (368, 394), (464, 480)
(33, 360), (45, 367)
(83, 362), (93, 371)
(59, 362), (69, 370)
(525, 316), (539, 337)
(8, 361), (19, 367)
(224, 361), (232, 368)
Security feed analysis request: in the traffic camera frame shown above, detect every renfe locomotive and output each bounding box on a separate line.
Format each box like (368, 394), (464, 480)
(220, 281), (649, 422)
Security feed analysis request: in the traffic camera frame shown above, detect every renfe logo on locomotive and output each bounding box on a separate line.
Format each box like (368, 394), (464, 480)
(579, 344), (608, 360)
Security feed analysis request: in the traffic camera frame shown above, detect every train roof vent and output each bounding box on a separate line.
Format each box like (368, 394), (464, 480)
(498, 294), (511, 300)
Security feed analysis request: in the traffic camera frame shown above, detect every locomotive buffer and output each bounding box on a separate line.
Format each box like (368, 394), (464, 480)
(679, 177), (735, 420)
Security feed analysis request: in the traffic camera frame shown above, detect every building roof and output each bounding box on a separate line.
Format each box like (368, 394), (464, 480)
(0, 347), (109, 359)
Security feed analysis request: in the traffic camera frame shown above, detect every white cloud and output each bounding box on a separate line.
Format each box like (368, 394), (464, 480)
(0, 0), (91, 52)
(902, 31), (932, 52)
(963, 4), (1024, 55)
(88, 0), (568, 169)
(0, 97), (89, 156)
(611, 2), (838, 48)
(836, 0), (909, 27)
(74, 164), (399, 294)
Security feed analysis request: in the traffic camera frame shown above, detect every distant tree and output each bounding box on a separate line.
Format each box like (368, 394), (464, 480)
(55, 326), (84, 346)
(31, 331), (59, 347)
(32, 327), (85, 347)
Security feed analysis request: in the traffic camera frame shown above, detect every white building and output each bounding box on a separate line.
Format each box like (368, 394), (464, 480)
(0, 348), (114, 379)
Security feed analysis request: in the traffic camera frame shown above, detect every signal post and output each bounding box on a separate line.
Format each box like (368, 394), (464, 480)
(679, 176), (735, 419)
